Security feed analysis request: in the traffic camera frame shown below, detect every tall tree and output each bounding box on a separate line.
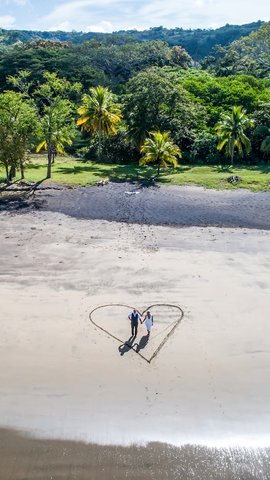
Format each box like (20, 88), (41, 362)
(34, 72), (80, 178)
(0, 91), (38, 182)
(77, 86), (122, 160)
(215, 106), (254, 165)
(124, 68), (205, 150)
(140, 131), (182, 177)
(35, 99), (75, 173)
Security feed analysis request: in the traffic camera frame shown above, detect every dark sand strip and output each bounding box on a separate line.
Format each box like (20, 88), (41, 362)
(0, 429), (269, 480)
(1, 183), (270, 229)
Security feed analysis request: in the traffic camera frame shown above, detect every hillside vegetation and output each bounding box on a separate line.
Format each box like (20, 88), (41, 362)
(0, 20), (270, 191)
(0, 21), (263, 59)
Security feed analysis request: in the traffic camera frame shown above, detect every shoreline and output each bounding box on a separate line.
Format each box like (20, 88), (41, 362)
(1, 428), (269, 480)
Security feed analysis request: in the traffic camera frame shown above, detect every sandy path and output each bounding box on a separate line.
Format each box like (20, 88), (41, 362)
(0, 210), (270, 453)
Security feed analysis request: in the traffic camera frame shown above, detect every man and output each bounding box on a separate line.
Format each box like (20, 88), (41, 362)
(128, 309), (141, 338)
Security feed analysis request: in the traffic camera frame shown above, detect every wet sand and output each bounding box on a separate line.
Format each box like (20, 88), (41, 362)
(1, 428), (270, 480)
(0, 208), (270, 478)
(1, 183), (270, 229)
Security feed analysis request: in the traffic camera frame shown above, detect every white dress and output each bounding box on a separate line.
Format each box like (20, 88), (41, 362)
(145, 315), (153, 331)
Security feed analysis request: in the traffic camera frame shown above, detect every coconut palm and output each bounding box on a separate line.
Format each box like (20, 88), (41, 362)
(215, 106), (254, 165)
(36, 128), (73, 163)
(35, 99), (75, 178)
(140, 131), (182, 177)
(77, 86), (122, 160)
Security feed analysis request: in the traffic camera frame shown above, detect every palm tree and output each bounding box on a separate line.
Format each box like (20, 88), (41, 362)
(140, 131), (182, 177)
(77, 86), (122, 160)
(35, 99), (75, 179)
(215, 106), (254, 165)
(36, 129), (73, 173)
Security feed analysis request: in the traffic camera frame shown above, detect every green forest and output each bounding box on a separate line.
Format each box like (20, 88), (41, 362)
(0, 20), (270, 189)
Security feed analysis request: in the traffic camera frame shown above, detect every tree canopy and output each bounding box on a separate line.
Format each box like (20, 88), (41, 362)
(1, 20), (270, 176)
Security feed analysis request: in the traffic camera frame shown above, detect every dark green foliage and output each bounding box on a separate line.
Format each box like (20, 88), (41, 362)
(204, 21), (270, 77)
(1, 20), (270, 167)
(252, 104), (270, 158)
(78, 131), (137, 164)
(190, 132), (220, 164)
(123, 68), (206, 150)
(0, 21), (263, 60)
(0, 40), (182, 92)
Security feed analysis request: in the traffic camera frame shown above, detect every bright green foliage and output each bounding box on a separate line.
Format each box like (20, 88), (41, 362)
(140, 131), (182, 176)
(77, 86), (122, 159)
(34, 71), (81, 102)
(0, 91), (38, 181)
(7, 69), (33, 95)
(2, 23), (270, 168)
(215, 106), (254, 164)
(180, 70), (270, 125)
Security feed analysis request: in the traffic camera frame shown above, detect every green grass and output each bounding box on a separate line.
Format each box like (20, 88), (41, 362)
(1, 154), (270, 192)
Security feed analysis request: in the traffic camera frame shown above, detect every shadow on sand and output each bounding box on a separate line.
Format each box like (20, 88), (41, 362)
(118, 336), (136, 356)
(118, 334), (150, 357)
(135, 334), (149, 353)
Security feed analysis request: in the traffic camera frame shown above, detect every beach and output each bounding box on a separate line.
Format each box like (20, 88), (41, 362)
(0, 186), (270, 478)
(1, 183), (270, 229)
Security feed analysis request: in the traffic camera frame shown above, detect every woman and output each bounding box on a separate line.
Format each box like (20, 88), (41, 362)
(142, 310), (153, 336)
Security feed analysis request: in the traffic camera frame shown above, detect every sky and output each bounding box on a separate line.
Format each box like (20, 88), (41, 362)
(0, 0), (269, 32)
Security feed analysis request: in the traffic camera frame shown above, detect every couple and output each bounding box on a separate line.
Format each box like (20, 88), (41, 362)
(128, 309), (153, 338)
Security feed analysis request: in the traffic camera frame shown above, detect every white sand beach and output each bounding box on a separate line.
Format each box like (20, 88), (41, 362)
(0, 210), (270, 451)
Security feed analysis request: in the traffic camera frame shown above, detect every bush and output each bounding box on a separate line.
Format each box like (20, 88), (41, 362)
(77, 132), (138, 164)
(190, 131), (221, 164)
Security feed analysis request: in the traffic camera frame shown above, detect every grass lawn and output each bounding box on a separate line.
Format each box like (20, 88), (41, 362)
(1, 155), (270, 192)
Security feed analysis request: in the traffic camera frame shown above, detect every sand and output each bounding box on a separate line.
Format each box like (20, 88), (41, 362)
(0, 208), (270, 478)
(1, 183), (270, 229)
(1, 428), (270, 480)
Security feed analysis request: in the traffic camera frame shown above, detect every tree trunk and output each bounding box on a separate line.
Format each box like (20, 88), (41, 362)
(47, 150), (52, 179)
(5, 164), (9, 183)
(231, 147), (234, 166)
(98, 131), (102, 161)
(9, 164), (16, 182)
(20, 161), (25, 180)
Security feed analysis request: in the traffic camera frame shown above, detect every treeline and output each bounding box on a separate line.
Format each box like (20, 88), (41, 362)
(0, 21), (270, 182)
(0, 41), (191, 92)
(0, 21), (263, 59)
(203, 22), (270, 77)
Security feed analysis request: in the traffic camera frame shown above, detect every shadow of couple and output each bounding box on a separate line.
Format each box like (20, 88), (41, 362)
(118, 334), (149, 356)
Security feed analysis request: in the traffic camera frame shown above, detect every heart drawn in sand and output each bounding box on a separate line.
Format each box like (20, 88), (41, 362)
(89, 304), (184, 364)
